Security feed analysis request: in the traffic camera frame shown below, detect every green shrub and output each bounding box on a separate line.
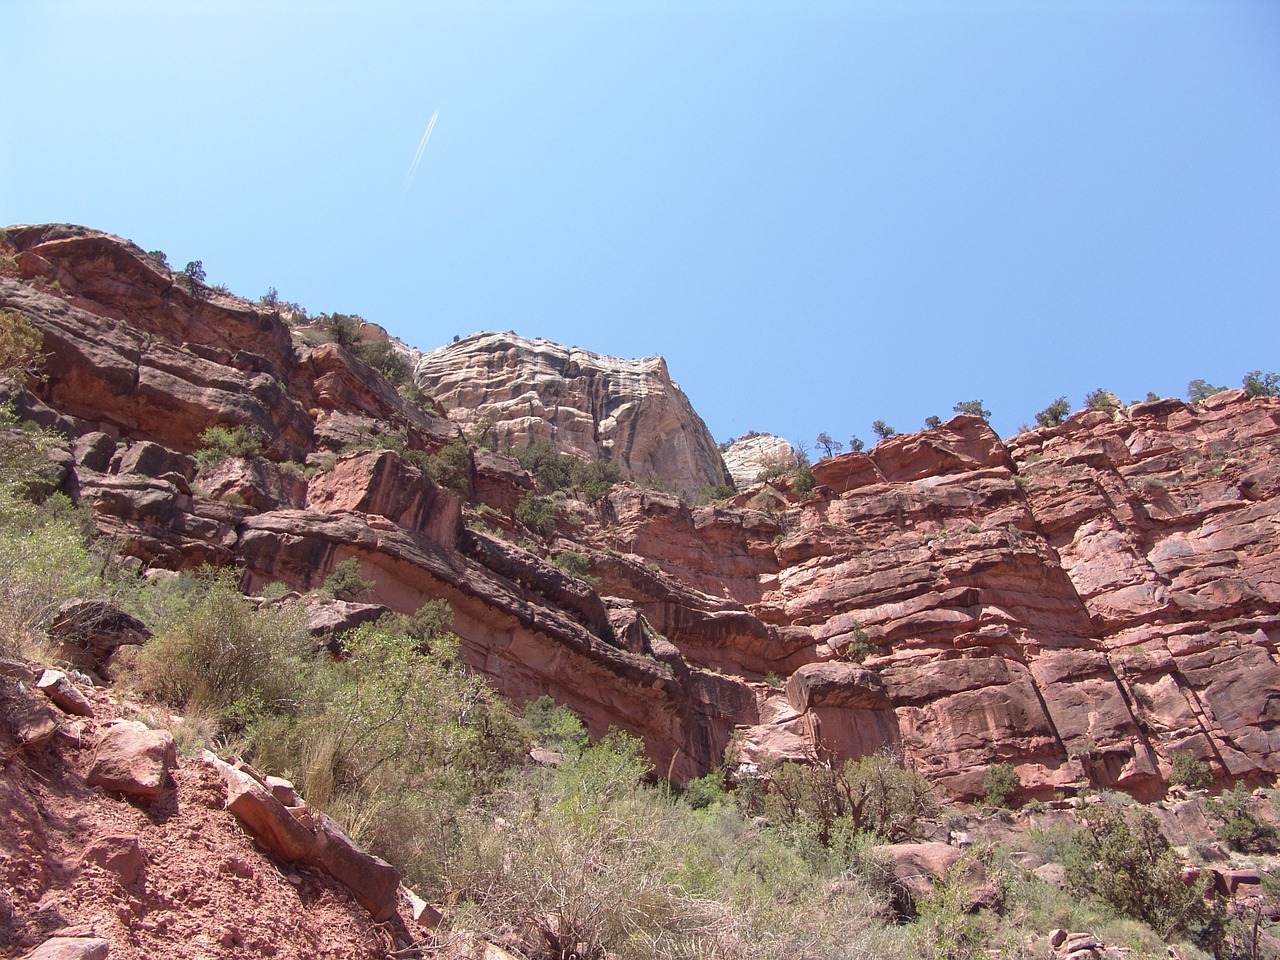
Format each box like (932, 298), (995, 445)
(1169, 750), (1212, 789)
(1084, 389), (1117, 413)
(552, 550), (598, 586)
(515, 493), (559, 537)
(403, 436), (472, 496)
(127, 576), (307, 722)
(353, 339), (411, 385)
(192, 424), (262, 467)
(764, 753), (939, 850)
(575, 457), (624, 501)
(924, 415), (943, 429)
(523, 694), (589, 757)
(1034, 396), (1070, 427)
(1207, 784), (1278, 853)
(1188, 378), (1227, 402)
(791, 460), (816, 496)
(695, 483), (737, 505)
(1061, 806), (1209, 939)
(511, 440), (578, 492)
(683, 769), (727, 810)
(322, 557), (374, 602)
(1243, 370), (1280, 398)
(0, 309), (43, 375)
(871, 420), (896, 440)
(981, 763), (1021, 808)
(183, 260), (206, 285)
(952, 400), (991, 421)
(321, 311), (361, 347)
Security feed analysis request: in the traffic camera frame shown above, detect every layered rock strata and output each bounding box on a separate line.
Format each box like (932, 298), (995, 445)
(414, 332), (732, 495)
(4, 223), (1279, 801)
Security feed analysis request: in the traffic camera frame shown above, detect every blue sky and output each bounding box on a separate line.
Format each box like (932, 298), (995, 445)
(6, 1), (1278, 448)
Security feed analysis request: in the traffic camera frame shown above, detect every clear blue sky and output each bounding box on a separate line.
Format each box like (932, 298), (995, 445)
(6, 1), (1278, 447)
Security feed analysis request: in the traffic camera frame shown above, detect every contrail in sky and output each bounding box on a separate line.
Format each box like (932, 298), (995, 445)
(402, 109), (440, 194)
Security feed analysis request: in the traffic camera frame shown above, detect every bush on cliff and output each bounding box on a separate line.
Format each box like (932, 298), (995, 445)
(1034, 396), (1070, 427)
(192, 424), (262, 467)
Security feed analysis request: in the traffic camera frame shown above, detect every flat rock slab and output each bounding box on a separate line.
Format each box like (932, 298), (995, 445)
(313, 814), (400, 923)
(86, 721), (175, 799)
(37, 670), (95, 717)
(23, 936), (110, 960)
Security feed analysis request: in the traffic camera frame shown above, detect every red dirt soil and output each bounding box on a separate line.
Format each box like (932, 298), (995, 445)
(0, 681), (394, 960)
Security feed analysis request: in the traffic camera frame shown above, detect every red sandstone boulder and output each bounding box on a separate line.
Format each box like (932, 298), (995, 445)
(86, 721), (176, 799)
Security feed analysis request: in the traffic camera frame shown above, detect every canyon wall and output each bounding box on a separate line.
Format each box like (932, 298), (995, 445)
(4, 223), (1277, 800)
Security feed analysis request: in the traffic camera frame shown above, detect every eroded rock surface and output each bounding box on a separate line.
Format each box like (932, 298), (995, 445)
(414, 332), (731, 495)
(4, 223), (1280, 800)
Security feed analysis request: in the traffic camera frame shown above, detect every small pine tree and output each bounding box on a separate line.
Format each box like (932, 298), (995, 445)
(1034, 396), (1070, 427)
(1242, 370), (1280, 398)
(871, 420), (896, 440)
(952, 400), (991, 421)
(814, 432), (842, 458)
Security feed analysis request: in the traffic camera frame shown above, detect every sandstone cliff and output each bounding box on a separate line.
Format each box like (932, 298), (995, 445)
(414, 332), (732, 495)
(721, 433), (795, 488)
(3, 222), (1278, 804)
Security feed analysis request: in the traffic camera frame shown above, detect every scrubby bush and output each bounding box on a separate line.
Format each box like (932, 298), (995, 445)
(192, 424), (262, 467)
(952, 400), (991, 421)
(322, 557), (374, 602)
(1188, 379), (1227, 402)
(1207, 784), (1278, 853)
(183, 260), (206, 285)
(695, 483), (736, 505)
(1243, 370), (1280, 398)
(575, 457), (624, 501)
(353, 339), (411, 385)
(1061, 806), (1209, 939)
(127, 574), (308, 722)
(552, 550), (598, 586)
(1084, 389), (1117, 413)
(0, 309), (43, 375)
(792, 458), (817, 496)
(515, 493), (560, 537)
(871, 420), (896, 440)
(523, 694), (589, 757)
(1169, 750), (1212, 789)
(981, 763), (1021, 808)
(511, 440), (578, 492)
(321, 311), (361, 347)
(924, 415), (943, 429)
(407, 436), (472, 496)
(1034, 396), (1070, 427)
(764, 753), (939, 852)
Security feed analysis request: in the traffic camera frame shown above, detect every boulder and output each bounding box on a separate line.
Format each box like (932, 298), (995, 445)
(23, 937), (110, 960)
(86, 721), (175, 799)
(36, 670), (94, 717)
(48, 600), (151, 680)
(82, 834), (145, 886)
(204, 753), (316, 863)
(312, 814), (400, 923)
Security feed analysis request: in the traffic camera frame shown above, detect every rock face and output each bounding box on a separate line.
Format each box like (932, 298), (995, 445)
(414, 332), (731, 495)
(721, 433), (794, 489)
(5, 222), (1280, 801)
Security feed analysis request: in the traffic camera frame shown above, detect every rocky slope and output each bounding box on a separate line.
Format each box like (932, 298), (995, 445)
(414, 332), (731, 494)
(2, 223), (1279, 804)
